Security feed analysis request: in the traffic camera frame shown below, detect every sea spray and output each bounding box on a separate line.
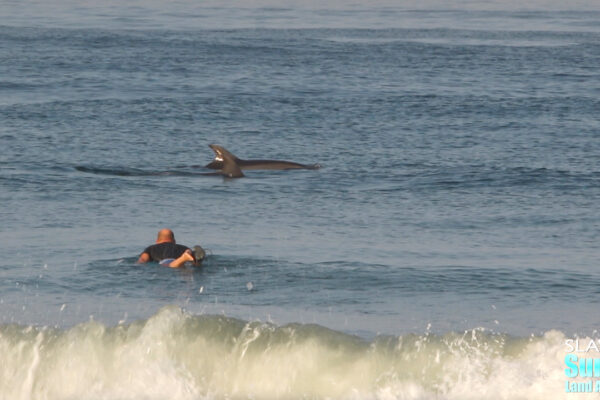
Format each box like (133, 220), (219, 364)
(0, 306), (574, 399)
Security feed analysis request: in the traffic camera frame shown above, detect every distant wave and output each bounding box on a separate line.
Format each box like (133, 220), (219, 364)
(413, 165), (600, 191)
(75, 165), (214, 177)
(0, 306), (573, 400)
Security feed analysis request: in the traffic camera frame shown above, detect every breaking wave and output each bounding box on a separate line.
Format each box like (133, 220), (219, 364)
(0, 306), (574, 400)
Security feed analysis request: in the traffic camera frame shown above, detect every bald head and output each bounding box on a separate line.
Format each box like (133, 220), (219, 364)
(156, 228), (175, 244)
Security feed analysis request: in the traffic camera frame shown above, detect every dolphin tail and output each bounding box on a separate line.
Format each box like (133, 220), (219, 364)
(208, 144), (244, 178)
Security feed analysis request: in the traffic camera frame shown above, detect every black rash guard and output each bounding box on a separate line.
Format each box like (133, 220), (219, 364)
(142, 242), (190, 262)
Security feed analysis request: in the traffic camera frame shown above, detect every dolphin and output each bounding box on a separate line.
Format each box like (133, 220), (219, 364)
(75, 144), (319, 179)
(205, 144), (321, 176)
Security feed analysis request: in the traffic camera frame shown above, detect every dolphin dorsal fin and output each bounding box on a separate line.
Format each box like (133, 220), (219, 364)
(206, 144), (241, 170)
(209, 144), (244, 178)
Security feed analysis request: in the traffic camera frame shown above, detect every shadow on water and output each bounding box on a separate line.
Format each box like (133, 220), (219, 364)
(74, 165), (219, 177)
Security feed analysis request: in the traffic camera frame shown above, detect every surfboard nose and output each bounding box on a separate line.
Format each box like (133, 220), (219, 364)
(192, 245), (206, 263)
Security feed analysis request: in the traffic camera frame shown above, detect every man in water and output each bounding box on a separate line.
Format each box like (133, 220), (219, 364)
(137, 228), (204, 268)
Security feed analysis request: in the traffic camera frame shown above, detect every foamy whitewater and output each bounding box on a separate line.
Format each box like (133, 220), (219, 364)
(1, 0), (600, 399)
(0, 306), (572, 400)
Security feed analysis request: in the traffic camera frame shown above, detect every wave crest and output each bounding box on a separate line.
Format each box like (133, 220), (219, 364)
(0, 306), (570, 399)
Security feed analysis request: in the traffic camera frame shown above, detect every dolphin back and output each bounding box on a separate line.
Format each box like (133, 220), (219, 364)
(205, 145), (320, 172)
(238, 160), (320, 170)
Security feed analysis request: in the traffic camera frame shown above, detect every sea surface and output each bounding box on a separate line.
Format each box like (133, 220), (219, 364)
(1, 1), (600, 399)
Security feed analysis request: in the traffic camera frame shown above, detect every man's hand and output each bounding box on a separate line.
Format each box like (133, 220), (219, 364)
(137, 252), (150, 264)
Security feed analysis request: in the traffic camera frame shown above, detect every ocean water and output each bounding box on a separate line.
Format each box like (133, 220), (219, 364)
(1, 1), (600, 398)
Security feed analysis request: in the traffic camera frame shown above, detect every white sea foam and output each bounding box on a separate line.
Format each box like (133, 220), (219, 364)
(0, 306), (583, 400)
